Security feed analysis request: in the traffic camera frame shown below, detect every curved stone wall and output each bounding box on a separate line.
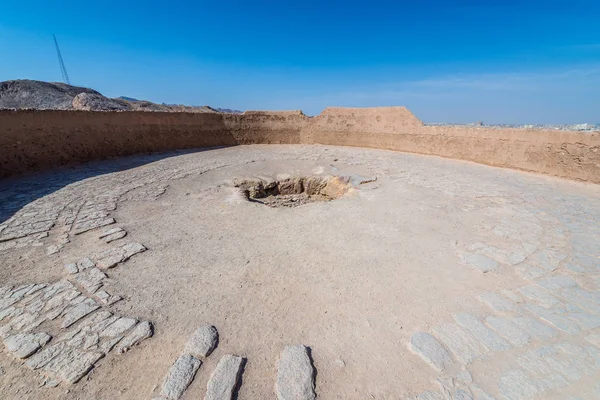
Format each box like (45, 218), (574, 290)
(1, 107), (599, 183)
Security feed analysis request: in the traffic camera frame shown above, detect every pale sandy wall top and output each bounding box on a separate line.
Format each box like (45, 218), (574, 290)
(310, 106), (424, 133)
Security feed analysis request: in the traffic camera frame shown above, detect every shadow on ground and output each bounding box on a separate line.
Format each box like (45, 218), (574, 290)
(0, 146), (233, 224)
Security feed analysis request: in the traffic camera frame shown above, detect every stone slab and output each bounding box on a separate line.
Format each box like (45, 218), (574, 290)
(205, 354), (244, 400)
(276, 345), (316, 400)
(160, 354), (201, 400)
(104, 230), (127, 243)
(408, 332), (453, 372)
(454, 313), (511, 352)
(61, 298), (100, 328)
(485, 316), (531, 347)
(433, 324), (486, 365)
(116, 321), (153, 353)
(478, 292), (521, 313)
(461, 253), (498, 273)
(4, 332), (51, 358)
(184, 324), (218, 358)
(99, 227), (124, 239)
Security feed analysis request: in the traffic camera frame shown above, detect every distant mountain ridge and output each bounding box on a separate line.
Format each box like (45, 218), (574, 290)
(215, 108), (243, 114)
(0, 80), (226, 113)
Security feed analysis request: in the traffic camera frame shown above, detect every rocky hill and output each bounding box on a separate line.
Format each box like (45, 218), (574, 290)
(0, 80), (219, 113)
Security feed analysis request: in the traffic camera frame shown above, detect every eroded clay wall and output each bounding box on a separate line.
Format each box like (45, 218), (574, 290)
(1, 107), (599, 183)
(0, 110), (236, 178)
(310, 107), (600, 183)
(224, 110), (309, 144)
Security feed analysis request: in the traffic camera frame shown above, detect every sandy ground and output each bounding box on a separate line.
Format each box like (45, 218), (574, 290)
(0, 145), (599, 399)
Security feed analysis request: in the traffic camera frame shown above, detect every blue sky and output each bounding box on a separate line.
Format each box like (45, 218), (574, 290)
(1, 1), (599, 123)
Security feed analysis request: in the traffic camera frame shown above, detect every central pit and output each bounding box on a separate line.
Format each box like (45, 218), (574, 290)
(234, 175), (350, 207)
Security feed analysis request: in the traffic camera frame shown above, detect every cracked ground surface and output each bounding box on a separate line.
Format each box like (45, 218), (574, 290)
(0, 144), (599, 399)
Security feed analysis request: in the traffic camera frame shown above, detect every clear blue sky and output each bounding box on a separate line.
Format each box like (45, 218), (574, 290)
(1, 1), (599, 123)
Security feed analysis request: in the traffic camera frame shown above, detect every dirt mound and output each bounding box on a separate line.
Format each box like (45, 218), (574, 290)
(72, 93), (129, 111)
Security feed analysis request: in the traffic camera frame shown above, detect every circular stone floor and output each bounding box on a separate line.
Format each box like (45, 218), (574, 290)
(1, 144), (599, 400)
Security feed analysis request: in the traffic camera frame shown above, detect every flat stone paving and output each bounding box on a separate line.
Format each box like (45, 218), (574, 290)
(0, 144), (599, 399)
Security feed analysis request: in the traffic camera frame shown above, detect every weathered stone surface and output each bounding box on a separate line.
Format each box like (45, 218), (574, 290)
(512, 342), (600, 395)
(44, 288), (80, 311)
(25, 342), (67, 369)
(0, 286), (12, 297)
(508, 251), (527, 265)
(478, 292), (521, 313)
(524, 304), (581, 334)
(78, 258), (95, 270)
(73, 217), (115, 235)
(90, 314), (119, 333)
(454, 370), (472, 384)
(7, 284), (34, 299)
(105, 294), (122, 305)
(41, 280), (76, 301)
(96, 251), (124, 269)
(66, 328), (100, 350)
(184, 324), (218, 358)
(98, 336), (123, 354)
(469, 384), (496, 400)
(560, 288), (599, 312)
(0, 297), (18, 311)
(453, 389), (474, 400)
(61, 298), (100, 328)
(567, 312), (600, 330)
(122, 242), (146, 258)
(64, 258), (96, 275)
(500, 289), (522, 303)
(95, 290), (110, 301)
(485, 316), (531, 346)
(0, 306), (22, 321)
(44, 346), (104, 383)
(205, 354), (244, 400)
(100, 317), (137, 337)
(160, 354), (201, 400)
(498, 369), (539, 400)
(25, 283), (47, 296)
(41, 376), (61, 387)
(64, 263), (78, 274)
(116, 321), (153, 353)
(417, 390), (445, 400)
(276, 345), (316, 400)
(104, 230), (127, 243)
(461, 253), (498, 273)
(568, 287), (600, 305)
(433, 324), (486, 364)
(535, 275), (577, 291)
(46, 244), (63, 255)
(408, 332), (453, 372)
(533, 248), (566, 272)
(99, 227), (124, 239)
(585, 332), (600, 348)
(0, 313), (40, 337)
(454, 313), (511, 352)
(518, 286), (561, 308)
(71, 267), (107, 293)
(4, 332), (51, 358)
(94, 242), (146, 269)
(517, 265), (548, 280)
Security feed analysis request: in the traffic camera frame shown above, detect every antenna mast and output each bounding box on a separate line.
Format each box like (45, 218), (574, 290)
(53, 35), (71, 85)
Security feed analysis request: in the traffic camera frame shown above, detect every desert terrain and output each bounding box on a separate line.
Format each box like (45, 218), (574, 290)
(1, 142), (599, 399)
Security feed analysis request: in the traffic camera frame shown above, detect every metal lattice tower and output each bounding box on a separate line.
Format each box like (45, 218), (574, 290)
(53, 35), (71, 85)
